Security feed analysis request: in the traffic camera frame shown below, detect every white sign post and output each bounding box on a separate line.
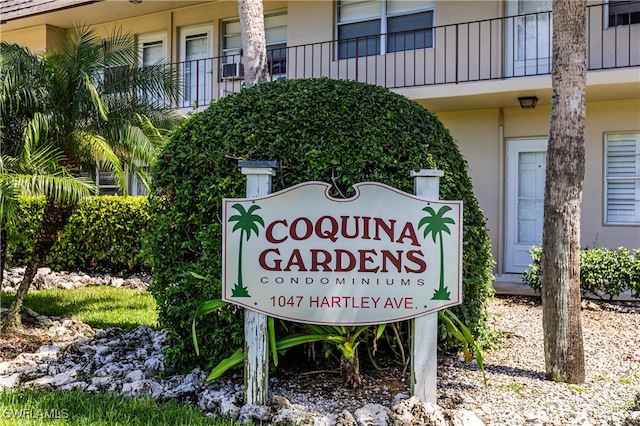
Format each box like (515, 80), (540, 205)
(411, 169), (444, 404)
(227, 165), (461, 406)
(239, 161), (277, 406)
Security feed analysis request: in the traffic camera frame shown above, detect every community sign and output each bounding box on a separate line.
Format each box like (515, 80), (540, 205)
(222, 181), (463, 325)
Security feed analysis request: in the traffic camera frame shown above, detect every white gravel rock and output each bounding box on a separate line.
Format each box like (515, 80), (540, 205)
(436, 296), (640, 426)
(2, 268), (640, 425)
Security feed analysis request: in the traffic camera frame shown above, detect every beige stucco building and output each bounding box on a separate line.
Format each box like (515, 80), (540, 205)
(2, 0), (639, 289)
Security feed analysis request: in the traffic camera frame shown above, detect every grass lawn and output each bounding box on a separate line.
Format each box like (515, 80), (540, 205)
(0, 286), (249, 425)
(0, 286), (157, 331)
(0, 388), (240, 425)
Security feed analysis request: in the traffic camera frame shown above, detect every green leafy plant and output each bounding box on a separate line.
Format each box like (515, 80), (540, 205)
(523, 246), (640, 299)
(567, 384), (585, 394)
(496, 383), (526, 398)
(438, 308), (487, 385)
(191, 294), (385, 386)
(0, 26), (179, 331)
(148, 78), (496, 371)
(191, 269), (485, 386)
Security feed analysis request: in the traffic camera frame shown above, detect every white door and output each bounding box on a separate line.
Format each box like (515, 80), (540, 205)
(505, 138), (548, 273)
(181, 26), (213, 107)
(505, 0), (552, 76)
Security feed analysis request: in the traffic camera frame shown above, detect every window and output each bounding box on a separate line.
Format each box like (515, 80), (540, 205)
(82, 163), (150, 196)
(140, 37), (165, 66)
(605, 133), (640, 224)
(97, 168), (119, 196)
(81, 163), (119, 195)
(138, 33), (167, 106)
(608, 0), (640, 27)
(337, 0), (434, 59)
(222, 12), (288, 77)
(180, 25), (213, 106)
(129, 165), (151, 196)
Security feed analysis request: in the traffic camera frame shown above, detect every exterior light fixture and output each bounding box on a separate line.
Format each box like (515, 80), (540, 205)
(518, 96), (538, 109)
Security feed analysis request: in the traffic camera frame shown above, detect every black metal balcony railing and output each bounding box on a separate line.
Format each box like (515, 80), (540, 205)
(168, 2), (639, 109)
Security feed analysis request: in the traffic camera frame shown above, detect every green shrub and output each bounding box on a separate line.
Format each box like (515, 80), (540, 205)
(523, 246), (640, 299)
(5, 196), (150, 274)
(4, 196), (45, 267)
(148, 78), (496, 372)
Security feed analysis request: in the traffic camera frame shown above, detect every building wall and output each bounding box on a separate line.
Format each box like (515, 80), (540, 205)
(288, 1), (333, 44)
(583, 99), (640, 248)
(437, 108), (504, 271)
(2, 0), (637, 275)
(0, 24), (65, 52)
(438, 99), (640, 274)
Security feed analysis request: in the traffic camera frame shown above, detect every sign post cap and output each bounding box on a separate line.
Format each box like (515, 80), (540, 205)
(410, 169), (444, 178)
(238, 161), (279, 168)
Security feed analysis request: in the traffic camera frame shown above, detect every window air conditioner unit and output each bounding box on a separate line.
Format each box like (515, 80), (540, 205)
(221, 60), (244, 80)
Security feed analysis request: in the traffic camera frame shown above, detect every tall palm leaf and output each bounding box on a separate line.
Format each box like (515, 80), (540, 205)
(0, 25), (181, 331)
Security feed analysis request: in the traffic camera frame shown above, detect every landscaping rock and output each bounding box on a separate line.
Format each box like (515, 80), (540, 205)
(238, 404), (271, 423)
(450, 409), (486, 426)
(0, 373), (21, 389)
(2, 267), (150, 292)
(2, 269), (639, 425)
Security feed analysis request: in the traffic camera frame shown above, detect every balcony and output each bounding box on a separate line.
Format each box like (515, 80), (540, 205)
(168, 1), (639, 110)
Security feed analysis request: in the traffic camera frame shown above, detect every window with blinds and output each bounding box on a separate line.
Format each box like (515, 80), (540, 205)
(337, 0), (434, 59)
(605, 133), (640, 224)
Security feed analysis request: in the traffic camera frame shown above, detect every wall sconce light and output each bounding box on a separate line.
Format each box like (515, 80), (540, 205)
(129, 0), (142, 3)
(518, 96), (538, 109)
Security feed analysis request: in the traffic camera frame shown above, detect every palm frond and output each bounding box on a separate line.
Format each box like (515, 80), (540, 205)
(21, 112), (51, 158)
(82, 72), (109, 121)
(102, 26), (138, 69)
(2, 24), (179, 205)
(0, 179), (21, 226)
(6, 173), (94, 202)
(75, 131), (126, 192)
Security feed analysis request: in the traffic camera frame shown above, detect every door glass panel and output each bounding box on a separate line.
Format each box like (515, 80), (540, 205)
(185, 33), (209, 105)
(517, 151), (546, 245)
(141, 40), (164, 105)
(508, 0), (552, 76)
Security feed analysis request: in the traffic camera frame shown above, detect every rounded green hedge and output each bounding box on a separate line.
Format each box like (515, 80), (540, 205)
(148, 78), (495, 371)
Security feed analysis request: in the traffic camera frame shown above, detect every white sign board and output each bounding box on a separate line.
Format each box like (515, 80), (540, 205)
(222, 181), (462, 325)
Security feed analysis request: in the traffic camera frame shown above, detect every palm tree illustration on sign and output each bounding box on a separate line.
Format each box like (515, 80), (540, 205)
(228, 203), (264, 297)
(418, 205), (456, 301)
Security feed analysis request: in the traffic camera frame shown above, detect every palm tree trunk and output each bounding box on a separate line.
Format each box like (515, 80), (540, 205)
(541, 0), (587, 384)
(1, 199), (76, 331)
(0, 227), (7, 287)
(237, 0), (269, 87)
